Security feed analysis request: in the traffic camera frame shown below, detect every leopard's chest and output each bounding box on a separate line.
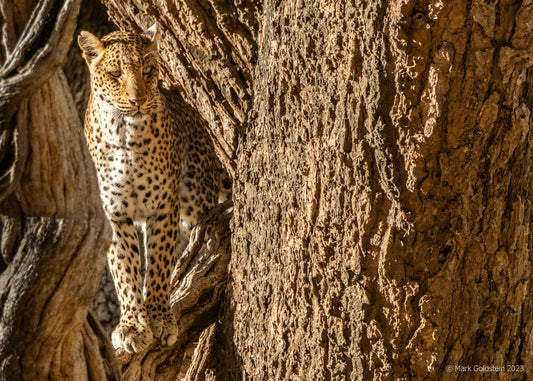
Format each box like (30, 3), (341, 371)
(87, 110), (179, 219)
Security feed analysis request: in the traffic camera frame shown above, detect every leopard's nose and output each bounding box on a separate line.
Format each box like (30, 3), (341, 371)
(129, 97), (146, 107)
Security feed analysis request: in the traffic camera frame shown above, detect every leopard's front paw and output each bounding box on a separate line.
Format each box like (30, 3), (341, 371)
(111, 319), (154, 353)
(149, 310), (178, 347)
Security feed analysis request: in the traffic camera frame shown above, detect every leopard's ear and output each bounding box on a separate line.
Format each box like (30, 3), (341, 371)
(78, 31), (104, 66)
(142, 23), (158, 47)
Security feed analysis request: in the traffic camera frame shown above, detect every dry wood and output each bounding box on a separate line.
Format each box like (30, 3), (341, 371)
(0, 0), (82, 204)
(0, 67), (118, 381)
(184, 323), (217, 381)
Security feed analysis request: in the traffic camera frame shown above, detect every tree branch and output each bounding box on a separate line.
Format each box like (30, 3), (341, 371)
(0, 0), (54, 77)
(0, 0), (81, 204)
(184, 323), (217, 381)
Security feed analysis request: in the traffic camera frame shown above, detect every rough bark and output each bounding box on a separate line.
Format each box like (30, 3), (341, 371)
(227, 0), (533, 379)
(0, 1), (118, 379)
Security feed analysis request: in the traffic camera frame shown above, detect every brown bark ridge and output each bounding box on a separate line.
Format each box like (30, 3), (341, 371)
(101, 0), (261, 177)
(228, 0), (533, 380)
(0, 0), (118, 379)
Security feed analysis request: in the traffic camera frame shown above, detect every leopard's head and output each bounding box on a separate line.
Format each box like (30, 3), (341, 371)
(78, 24), (160, 118)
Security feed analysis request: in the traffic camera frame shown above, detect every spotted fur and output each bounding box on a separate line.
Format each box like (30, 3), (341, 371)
(79, 25), (231, 353)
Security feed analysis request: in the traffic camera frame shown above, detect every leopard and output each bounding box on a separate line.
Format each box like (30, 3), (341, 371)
(78, 24), (231, 354)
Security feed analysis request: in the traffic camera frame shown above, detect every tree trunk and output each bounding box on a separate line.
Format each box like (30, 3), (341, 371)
(228, 0), (533, 379)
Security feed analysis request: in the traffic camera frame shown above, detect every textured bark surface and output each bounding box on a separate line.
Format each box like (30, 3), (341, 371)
(228, 0), (533, 379)
(0, 1), (118, 379)
(101, 0), (261, 177)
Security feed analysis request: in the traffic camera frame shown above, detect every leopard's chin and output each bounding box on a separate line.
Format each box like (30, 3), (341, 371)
(118, 108), (146, 118)
(130, 111), (144, 118)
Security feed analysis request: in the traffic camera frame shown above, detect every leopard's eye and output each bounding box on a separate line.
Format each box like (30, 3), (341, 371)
(108, 70), (121, 78)
(143, 65), (154, 76)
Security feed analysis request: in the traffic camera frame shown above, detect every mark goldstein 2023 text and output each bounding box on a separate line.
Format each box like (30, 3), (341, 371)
(445, 364), (525, 373)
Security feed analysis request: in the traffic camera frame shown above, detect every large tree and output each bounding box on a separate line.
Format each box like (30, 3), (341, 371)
(227, 0), (533, 377)
(2, 0), (532, 380)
